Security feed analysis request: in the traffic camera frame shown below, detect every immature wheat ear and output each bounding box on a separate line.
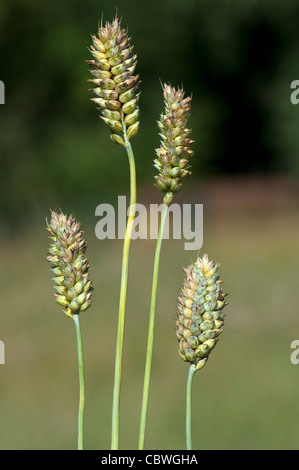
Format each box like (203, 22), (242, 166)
(176, 253), (228, 370)
(46, 210), (93, 319)
(87, 16), (141, 146)
(154, 83), (194, 197)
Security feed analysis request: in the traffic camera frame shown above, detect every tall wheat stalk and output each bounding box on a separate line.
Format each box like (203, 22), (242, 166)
(87, 15), (140, 449)
(111, 140), (136, 449)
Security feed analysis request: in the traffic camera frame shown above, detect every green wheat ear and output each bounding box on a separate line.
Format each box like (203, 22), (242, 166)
(176, 253), (228, 450)
(154, 83), (194, 197)
(46, 210), (93, 318)
(46, 209), (93, 450)
(87, 16), (141, 146)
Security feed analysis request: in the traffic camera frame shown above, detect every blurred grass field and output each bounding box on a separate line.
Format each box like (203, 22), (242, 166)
(1, 175), (299, 450)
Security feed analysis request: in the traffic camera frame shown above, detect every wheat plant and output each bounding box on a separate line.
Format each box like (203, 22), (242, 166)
(87, 15), (140, 450)
(46, 210), (93, 450)
(176, 254), (228, 449)
(138, 83), (194, 449)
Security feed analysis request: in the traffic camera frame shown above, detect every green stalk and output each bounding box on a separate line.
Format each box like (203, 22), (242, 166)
(186, 364), (197, 450)
(138, 193), (171, 450)
(111, 141), (136, 450)
(73, 314), (85, 450)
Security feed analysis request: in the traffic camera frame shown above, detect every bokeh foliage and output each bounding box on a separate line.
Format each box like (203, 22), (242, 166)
(0, 0), (299, 231)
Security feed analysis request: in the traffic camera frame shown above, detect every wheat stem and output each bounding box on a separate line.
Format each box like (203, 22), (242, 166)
(111, 141), (136, 450)
(186, 364), (196, 450)
(73, 314), (85, 450)
(138, 194), (171, 450)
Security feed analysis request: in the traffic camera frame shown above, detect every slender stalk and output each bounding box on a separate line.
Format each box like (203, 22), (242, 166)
(111, 141), (136, 450)
(73, 314), (85, 450)
(186, 364), (197, 450)
(138, 195), (171, 450)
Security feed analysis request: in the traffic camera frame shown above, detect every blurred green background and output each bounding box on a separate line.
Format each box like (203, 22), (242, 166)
(1, 0), (299, 450)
